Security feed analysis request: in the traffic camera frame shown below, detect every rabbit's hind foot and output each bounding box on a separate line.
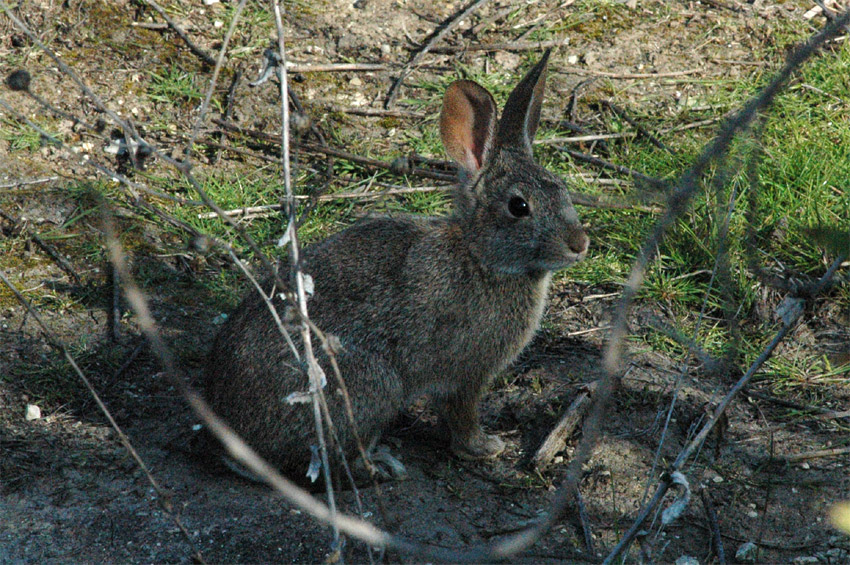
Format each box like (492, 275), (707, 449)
(451, 431), (506, 461)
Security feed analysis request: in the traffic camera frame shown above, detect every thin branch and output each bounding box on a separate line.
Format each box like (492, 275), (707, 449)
(384, 0), (492, 109)
(272, 1), (341, 552)
(141, 0), (216, 66)
(212, 118), (456, 181)
(558, 147), (671, 190)
(700, 488), (727, 565)
(429, 37), (569, 54)
(0, 176), (58, 189)
(555, 68), (702, 80)
(602, 100), (675, 154)
(184, 0), (247, 160)
(289, 63), (387, 73)
(777, 446), (850, 463)
(318, 104), (427, 119)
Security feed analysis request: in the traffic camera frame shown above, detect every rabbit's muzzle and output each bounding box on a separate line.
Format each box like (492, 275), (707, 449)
(567, 225), (590, 258)
(535, 224), (589, 271)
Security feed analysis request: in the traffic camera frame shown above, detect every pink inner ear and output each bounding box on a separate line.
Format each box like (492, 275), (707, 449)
(466, 146), (482, 171)
(440, 80), (496, 174)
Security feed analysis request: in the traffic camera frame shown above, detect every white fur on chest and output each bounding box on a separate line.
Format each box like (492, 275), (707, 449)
(519, 272), (552, 349)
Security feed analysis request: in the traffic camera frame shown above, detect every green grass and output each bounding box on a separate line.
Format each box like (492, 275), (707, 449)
(0, 116), (60, 151)
(4, 5), (846, 412)
(147, 64), (205, 108)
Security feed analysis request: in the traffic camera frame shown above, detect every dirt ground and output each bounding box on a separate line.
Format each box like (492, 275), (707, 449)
(1, 1), (849, 563)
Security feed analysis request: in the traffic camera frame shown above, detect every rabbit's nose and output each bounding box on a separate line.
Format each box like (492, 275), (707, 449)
(567, 228), (589, 256)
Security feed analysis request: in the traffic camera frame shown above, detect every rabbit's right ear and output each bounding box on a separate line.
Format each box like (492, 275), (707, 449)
(440, 80), (497, 174)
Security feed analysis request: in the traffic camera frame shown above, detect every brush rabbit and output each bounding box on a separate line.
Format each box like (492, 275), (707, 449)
(204, 50), (589, 482)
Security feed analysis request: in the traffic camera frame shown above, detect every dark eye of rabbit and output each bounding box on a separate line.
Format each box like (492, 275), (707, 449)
(508, 196), (530, 218)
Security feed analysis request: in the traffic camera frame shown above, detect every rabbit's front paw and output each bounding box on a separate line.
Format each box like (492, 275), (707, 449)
(451, 431), (506, 461)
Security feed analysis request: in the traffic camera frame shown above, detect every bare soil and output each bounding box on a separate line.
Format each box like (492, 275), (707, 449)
(1, 1), (849, 563)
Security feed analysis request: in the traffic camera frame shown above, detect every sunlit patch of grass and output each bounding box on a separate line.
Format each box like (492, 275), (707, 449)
(147, 64), (206, 108)
(0, 116), (60, 151)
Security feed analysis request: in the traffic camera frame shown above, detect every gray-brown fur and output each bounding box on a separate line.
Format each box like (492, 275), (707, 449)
(204, 50), (589, 481)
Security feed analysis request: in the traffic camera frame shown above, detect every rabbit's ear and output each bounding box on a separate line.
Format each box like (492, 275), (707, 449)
(440, 80), (497, 173)
(495, 49), (551, 155)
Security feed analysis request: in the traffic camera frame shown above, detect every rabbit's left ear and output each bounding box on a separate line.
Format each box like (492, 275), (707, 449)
(495, 49), (551, 155)
(440, 80), (497, 173)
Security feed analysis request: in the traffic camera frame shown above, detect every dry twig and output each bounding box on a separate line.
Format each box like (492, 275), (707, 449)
(141, 0), (216, 66)
(533, 382), (598, 470)
(384, 0), (492, 109)
(700, 488), (727, 564)
(429, 37), (569, 54)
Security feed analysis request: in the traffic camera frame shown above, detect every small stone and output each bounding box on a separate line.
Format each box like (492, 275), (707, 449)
(675, 556), (699, 565)
(735, 541), (758, 563)
(25, 404), (41, 420)
(567, 54), (578, 65)
(349, 77), (362, 87)
(494, 51), (520, 71)
(380, 44), (391, 55)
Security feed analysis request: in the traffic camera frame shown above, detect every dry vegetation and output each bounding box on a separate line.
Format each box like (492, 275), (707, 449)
(1, 1), (849, 563)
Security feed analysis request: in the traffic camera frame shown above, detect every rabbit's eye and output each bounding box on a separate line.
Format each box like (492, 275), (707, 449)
(508, 196), (530, 218)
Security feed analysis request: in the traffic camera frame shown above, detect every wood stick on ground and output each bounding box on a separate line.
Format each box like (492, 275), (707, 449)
(778, 446), (850, 463)
(700, 488), (727, 565)
(142, 0), (216, 66)
(31, 233), (83, 286)
(429, 37), (569, 54)
(384, 0), (492, 109)
(554, 67), (702, 80)
(744, 388), (850, 418)
(575, 487), (594, 554)
(536, 132), (635, 145)
(0, 208), (83, 285)
(110, 263), (121, 342)
(318, 104), (427, 119)
(533, 381), (598, 470)
(212, 69), (243, 165)
(0, 176), (58, 189)
(288, 63), (387, 73)
(602, 100), (674, 154)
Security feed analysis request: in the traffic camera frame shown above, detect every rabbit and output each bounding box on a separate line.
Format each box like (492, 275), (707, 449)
(204, 49), (589, 483)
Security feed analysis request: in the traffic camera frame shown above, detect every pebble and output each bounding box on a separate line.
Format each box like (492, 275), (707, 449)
(25, 404), (41, 421)
(735, 541), (758, 563)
